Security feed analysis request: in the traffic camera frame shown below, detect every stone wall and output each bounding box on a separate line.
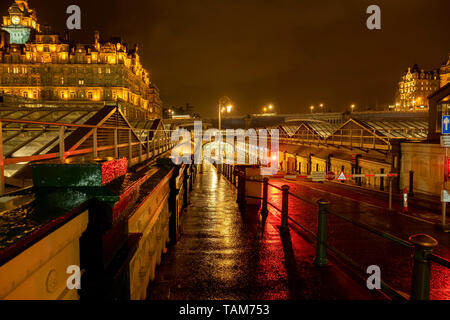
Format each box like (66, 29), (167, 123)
(400, 142), (444, 196)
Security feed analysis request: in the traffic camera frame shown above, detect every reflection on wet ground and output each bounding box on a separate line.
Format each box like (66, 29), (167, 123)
(147, 164), (381, 300)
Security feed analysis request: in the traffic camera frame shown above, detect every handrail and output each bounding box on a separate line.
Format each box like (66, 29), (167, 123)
(327, 210), (413, 249)
(0, 118), (179, 133)
(227, 167), (448, 300)
(430, 254), (450, 269)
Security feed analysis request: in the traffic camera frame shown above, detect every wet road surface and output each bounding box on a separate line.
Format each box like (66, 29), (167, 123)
(268, 178), (450, 300)
(147, 164), (382, 300)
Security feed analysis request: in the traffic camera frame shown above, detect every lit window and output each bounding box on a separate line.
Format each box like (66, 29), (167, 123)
(78, 79), (84, 85)
(106, 68), (111, 74)
(87, 92), (93, 99)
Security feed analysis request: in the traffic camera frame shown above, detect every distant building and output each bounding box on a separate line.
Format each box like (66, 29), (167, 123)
(395, 64), (440, 111)
(440, 53), (450, 88)
(0, 0), (162, 120)
(163, 103), (199, 119)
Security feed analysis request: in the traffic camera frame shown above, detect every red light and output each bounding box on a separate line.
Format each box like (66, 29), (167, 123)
(446, 158), (450, 182)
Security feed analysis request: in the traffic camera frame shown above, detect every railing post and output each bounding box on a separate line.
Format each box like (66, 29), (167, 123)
(380, 168), (385, 191)
(261, 178), (269, 217)
(114, 128), (118, 158)
(281, 185), (290, 232)
(0, 122), (4, 195)
(147, 131), (150, 160)
(237, 171), (246, 211)
(409, 171), (415, 197)
(388, 177), (393, 211)
(93, 127), (98, 158)
(409, 234), (438, 300)
(315, 199), (330, 266)
(59, 125), (65, 160)
(128, 129), (132, 164)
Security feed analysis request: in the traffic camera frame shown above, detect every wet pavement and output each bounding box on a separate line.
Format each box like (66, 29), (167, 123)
(268, 178), (450, 300)
(147, 164), (383, 300)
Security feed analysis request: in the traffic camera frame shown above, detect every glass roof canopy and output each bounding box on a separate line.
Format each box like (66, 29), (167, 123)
(0, 108), (98, 178)
(279, 118), (428, 140)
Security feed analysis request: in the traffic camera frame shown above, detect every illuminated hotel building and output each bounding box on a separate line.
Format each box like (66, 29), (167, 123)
(395, 64), (440, 111)
(0, 0), (162, 120)
(440, 53), (450, 88)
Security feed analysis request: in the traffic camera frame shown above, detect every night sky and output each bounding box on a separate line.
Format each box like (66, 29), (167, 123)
(5, 0), (450, 117)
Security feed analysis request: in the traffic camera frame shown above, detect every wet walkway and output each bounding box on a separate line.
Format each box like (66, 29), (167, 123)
(147, 163), (382, 300)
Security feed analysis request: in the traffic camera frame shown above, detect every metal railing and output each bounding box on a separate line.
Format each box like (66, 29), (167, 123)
(0, 117), (176, 194)
(219, 163), (450, 301)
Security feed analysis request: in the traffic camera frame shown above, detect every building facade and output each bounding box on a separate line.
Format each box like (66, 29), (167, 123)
(395, 64), (440, 111)
(440, 53), (450, 88)
(0, 0), (162, 120)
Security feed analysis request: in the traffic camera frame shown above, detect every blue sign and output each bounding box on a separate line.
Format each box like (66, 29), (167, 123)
(443, 116), (450, 134)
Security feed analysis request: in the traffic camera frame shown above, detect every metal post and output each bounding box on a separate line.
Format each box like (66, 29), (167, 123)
(409, 171), (415, 197)
(238, 171), (246, 211)
(93, 128), (98, 158)
(380, 168), (385, 191)
(139, 138), (143, 163)
(147, 132), (150, 159)
(128, 129), (132, 163)
(409, 234), (438, 300)
(443, 148), (448, 228)
(114, 128), (118, 158)
(281, 185), (289, 232)
(59, 126), (65, 160)
(261, 178), (269, 217)
(0, 122), (5, 195)
(389, 177), (393, 211)
(315, 199), (330, 266)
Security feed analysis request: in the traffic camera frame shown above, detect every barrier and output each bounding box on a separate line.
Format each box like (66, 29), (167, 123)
(219, 166), (450, 301)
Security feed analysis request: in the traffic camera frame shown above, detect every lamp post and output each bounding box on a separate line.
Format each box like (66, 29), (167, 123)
(218, 96), (232, 132)
(310, 105), (315, 113)
(351, 104), (356, 113)
(319, 103), (324, 113)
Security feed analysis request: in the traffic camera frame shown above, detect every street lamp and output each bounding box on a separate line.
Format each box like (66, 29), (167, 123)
(218, 96), (232, 131)
(351, 104), (356, 112)
(268, 104), (273, 111)
(263, 107), (268, 113)
(310, 105), (315, 113)
(319, 103), (324, 112)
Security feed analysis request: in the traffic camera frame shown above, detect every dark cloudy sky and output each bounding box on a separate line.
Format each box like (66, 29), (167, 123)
(5, 0), (450, 117)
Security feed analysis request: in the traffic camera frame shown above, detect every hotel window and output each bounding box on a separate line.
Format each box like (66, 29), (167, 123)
(78, 79), (84, 85)
(106, 68), (111, 74)
(87, 92), (93, 99)
(98, 68), (102, 74)
(33, 92), (37, 99)
(70, 92), (76, 99)
(61, 77), (64, 85)
(23, 92), (28, 98)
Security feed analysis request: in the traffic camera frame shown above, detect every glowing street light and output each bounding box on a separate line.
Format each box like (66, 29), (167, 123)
(351, 104), (356, 112)
(310, 105), (315, 113)
(218, 96), (232, 131)
(268, 104), (273, 110)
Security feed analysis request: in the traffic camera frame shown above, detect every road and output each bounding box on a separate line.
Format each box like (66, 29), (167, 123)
(268, 178), (450, 300)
